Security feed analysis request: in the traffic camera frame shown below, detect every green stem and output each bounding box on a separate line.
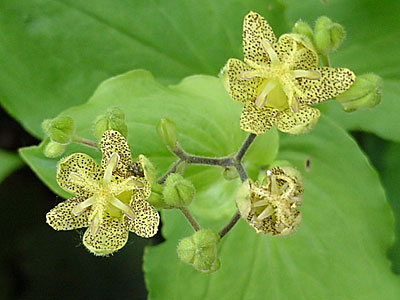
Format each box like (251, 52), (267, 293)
(180, 207), (201, 231)
(73, 136), (98, 148)
(321, 54), (330, 67)
(219, 212), (241, 238)
(157, 159), (183, 184)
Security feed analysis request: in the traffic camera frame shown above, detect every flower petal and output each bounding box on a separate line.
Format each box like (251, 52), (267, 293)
(82, 213), (129, 256)
(276, 34), (318, 70)
(222, 58), (261, 104)
(125, 195), (160, 238)
(297, 67), (355, 104)
(243, 11), (277, 65)
(275, 105), (320, 134)
(57, 153), (102, 196)
(46, 195), (90, 230)
(240, 103), (278, 135)
(100, 130), (133, 178)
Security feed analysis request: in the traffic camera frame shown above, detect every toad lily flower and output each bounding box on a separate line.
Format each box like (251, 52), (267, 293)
(221, 11), (355, 135)
(236, 166), (303, 236)
(46, 130), (160, 256)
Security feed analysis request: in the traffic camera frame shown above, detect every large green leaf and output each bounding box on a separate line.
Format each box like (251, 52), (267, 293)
(381, 142), (400, 273)
(284, 0), (400, 142)
(0, 149), (23, 183)
(0, 0), (286, 138)
(19, 71), (278, 227)
(144, 116), (400, 300)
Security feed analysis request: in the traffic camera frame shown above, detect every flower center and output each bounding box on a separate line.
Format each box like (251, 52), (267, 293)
(70, 153), (143, 236)
(241, 39), (320, 112)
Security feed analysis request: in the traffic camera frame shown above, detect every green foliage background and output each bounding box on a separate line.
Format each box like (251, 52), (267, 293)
(0, 0), (399, 299)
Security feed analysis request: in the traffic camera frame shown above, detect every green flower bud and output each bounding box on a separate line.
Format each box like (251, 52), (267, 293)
(222, 167), (239, 181)
(163, 173), (195, 207)
(314, 16), (345, 54)
(292, 20), (314, 42)
(335, 73), (383, 112)
(147, 183), (170, 209)
(138, 154), (156, 184)
(177, 229), (220, 273)
(42, 116), (74, 144)
(43, 141), (67, 158)
(92, 108), (128, 141)
(156, 118), (178, 150)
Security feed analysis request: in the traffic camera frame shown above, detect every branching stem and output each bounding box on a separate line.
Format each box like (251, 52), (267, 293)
(72, 136), (98, 148)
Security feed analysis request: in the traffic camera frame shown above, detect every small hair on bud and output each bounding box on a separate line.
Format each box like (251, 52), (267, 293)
(43, 141), (67, 158)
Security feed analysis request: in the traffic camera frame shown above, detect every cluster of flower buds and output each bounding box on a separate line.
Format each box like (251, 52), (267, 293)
(42, 115), (75, 158)
(177, 229), (220, 273)
(148, 173), (195, 209)
(93, 107), (128, 141)
(236, 166), (303, 236)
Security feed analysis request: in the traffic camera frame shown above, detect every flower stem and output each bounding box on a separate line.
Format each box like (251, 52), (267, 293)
(235, 133), (256, 161)
(157, 159), (183, 184)
(321, 54), (330, 67)
(179, 207), (201, 231)
(73, 136), (98, 148)
(219, 212), (241, 238)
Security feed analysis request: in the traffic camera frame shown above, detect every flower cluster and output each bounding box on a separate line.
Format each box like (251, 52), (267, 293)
(236, 166), (303, 236)
(46, 130), (159, 255)
(221, 12), (355, 135)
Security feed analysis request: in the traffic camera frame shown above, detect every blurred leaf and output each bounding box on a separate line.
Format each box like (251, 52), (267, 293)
(0, 149), (22, 183)
(19, 71), (279, 227)
(144, 116), (400, 300)
(381, 142), (400, 273)
(284, 0), (400, 142)
(0, 0), (287, 138)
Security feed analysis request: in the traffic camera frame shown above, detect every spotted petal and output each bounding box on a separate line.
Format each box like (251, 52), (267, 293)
(275, 105), (320, 134)
(297, 67), (355, 104)
(46, 195), (90, 230)
(243, 11), (277, 65)
(57, 153), (102, 196)
(82, 213), (129, 256)
(222, 58), (261, 104)
(100, 130), (133, 178)
(240, 103), (279, 135)
(276, 34), (318, 70)
(126, 196), (160, 238)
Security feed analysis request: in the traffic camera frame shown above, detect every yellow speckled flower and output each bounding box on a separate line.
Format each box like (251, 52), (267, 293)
(46, 130), (159, 256)
(221, 12), (355, 135)
(236, 166), (303, 236)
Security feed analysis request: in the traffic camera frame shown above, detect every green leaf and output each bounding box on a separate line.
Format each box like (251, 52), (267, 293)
(0, 149), (23, 183)
(19, 71), (278, 226)
(144, 116), (400, 300)
(381, 142), (400, 273)
(284, 0), (400, 142)
(0, 0), (287, 138)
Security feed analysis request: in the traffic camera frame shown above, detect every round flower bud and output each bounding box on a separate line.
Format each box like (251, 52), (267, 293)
(163, 173), (195, 207)
(92, 107), (128, 141)
(42, 116), (75, 144)
(156, 118), (178, 151)
(43, 141), (66, 158)
(314, 16), (345, 54)
(292, 20), (314, 42)
(177, 229), (220, 273)
(222, 167), (239, 181)
(147, 183), (170, 209)
(335, 73), (383, 112)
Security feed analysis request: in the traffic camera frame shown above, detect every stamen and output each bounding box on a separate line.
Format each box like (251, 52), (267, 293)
(103, 153), (120, 184)
(289, 96), (300, 113)
(72, 196), (96, 216)
(253, 200), (269, 207)
(110, 197), (136, 219)
(270, 176), (278, 194)
(255, 80), (277, 108)
(239, 70), (258, 81)
(261, 39), (280, 64)
(257, 206), (274, 220)
(292, 70), (321, 80)
(90, 213), (101, 236)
